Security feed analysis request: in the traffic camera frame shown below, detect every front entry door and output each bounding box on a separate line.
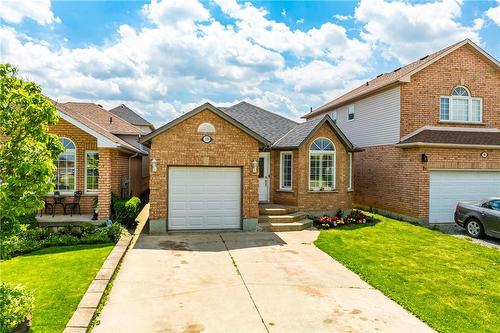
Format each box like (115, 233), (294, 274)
(258, 152), (270, 202)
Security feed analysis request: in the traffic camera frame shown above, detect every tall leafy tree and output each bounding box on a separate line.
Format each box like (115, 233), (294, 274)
(0, 64), (63, 237)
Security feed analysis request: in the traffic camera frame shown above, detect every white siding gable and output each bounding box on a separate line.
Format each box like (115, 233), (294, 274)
(312, 86), (401, 148)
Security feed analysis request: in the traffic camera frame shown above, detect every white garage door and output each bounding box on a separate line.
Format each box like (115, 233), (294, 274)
(168, 167), (241, 230)
(429, 170), (500, 223)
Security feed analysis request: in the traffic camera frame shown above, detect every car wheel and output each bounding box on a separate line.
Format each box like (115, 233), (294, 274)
(465, 219), (484, 239)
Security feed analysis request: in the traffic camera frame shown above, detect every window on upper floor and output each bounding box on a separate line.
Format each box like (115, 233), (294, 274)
(347, 104), (354, 121)
(329, 111), (337, 123)
(440, 86), (482, 123)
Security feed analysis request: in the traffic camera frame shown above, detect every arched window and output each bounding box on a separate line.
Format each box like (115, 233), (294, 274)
(451, 86), (470, 96)
(440, 86), (481, 123)
(54, 138), (76, 192)
(309, 138), (336, 190)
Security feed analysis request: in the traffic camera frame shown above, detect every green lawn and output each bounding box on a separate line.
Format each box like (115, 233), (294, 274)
(0, 244), (113, 333)
(315, 214), (500, 333)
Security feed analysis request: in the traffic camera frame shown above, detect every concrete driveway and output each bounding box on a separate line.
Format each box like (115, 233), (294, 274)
(93, 230), (433, 333)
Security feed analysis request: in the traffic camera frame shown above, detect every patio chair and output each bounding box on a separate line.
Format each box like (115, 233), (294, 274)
(64, 191), (82, 216)
(40, 196), (54, 217)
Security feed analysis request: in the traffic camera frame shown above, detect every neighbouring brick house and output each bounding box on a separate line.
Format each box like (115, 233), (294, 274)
(140, 102), (360, 232)
(45, 101), (150, 219)
(303, 39), (500, 224)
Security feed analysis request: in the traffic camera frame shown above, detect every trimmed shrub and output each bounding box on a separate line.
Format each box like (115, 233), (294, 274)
(111, 195), (141, 227)
(0, 223), (126, 259)
(0, 283), (34, 333)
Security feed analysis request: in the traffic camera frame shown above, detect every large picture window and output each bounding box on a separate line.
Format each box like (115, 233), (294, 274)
(54, 138), (76, 192)
(280, 151), (293, 190)
(440, 86), (482, 123)
(309, 138), (336, 190)
(85, 151), (99, 193)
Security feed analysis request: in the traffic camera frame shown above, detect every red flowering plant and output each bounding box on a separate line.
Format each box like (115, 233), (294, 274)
(345, 210), (368, 224)
(316, 215), (340, 229)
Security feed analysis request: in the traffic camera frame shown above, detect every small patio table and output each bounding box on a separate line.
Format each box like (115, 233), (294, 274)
(52, 193), (66, 216)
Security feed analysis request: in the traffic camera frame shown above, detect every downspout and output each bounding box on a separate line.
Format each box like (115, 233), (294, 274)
(128, 153), (139, 197)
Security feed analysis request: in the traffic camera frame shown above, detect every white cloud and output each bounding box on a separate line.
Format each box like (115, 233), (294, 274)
(486, 3), (500, 26)
(281, 9), (286, 17)
(355, 0), (482, 63)
(278, 60), (368, 94)
(214, 0), (371, 61)
(333, 14), (351, 21)
(296, 18), (304, 24)
(142, 0), (209, 29)
(0, 0), (375, 124)
(0, 0), (60, 25)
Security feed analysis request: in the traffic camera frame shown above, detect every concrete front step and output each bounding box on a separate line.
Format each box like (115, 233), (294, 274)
(258, 211), (308, 223)
(259, 204), (298, 215)
(259, 219), (313, 232)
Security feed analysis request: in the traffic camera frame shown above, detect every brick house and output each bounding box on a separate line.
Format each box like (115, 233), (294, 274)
(140, 102), (360, 232)
(46, 102), (150, 219)
(303, 39), (500, 224)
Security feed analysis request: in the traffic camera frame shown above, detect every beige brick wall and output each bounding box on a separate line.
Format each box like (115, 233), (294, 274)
(270, 123), (353, 213)
(110, 150), (130, 197)
(400, 44), (500, 136)
(98, 148), (113, 219)
(148, 109), (260, 222)
(355, 146), (500, 222)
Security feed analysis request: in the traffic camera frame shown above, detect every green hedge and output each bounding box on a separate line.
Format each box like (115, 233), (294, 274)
(111, 195), (141, 226)
(0, 223), (123, 259)
(0, 283), (34, 333)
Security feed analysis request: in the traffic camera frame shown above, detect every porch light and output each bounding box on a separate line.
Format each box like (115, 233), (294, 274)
(151, 159), (158, 172)
(251, 159), (258, 174)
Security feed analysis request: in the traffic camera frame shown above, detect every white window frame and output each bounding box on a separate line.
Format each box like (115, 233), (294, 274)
(330, 111), (337, 123)
(439, 86), (482, 123)
(347, 152), (353, 191)
(53, 137), (76, 194)
(279, 151), (293, 190)
(347, 104), (355, 121)
(308, 138), (336, 191)
(84, 150), (99, 194)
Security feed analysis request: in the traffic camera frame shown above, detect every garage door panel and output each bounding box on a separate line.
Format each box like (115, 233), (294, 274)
(429, 171), (500, 223)
(168, 167), (241, 230)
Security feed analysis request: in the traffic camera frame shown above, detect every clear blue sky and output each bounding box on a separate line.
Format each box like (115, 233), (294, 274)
(1, 0), (499, 125)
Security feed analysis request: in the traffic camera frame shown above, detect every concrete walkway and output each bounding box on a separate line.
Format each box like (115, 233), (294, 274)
(93, 230), (433, 333)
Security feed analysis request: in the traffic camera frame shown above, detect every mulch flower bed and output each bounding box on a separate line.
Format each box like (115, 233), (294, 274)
(310, 210), (374, 229)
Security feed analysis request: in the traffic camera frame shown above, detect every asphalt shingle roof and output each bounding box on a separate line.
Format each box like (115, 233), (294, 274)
(54, 101), (147, 154)
(398, 129), (500, 146)
(109, 104), (153, 128)
(272, 118), (322, 148)
(221, 101), (298, 143)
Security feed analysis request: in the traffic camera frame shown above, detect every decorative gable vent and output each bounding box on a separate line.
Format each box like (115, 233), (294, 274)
(197, 122), (215, 133)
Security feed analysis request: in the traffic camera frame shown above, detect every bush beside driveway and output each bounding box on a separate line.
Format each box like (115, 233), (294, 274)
(315, 214), (500, 333)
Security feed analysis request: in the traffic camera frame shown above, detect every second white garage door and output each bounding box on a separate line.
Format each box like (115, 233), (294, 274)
(168, 167), (241, 230)
(429, 170), (500, 223)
